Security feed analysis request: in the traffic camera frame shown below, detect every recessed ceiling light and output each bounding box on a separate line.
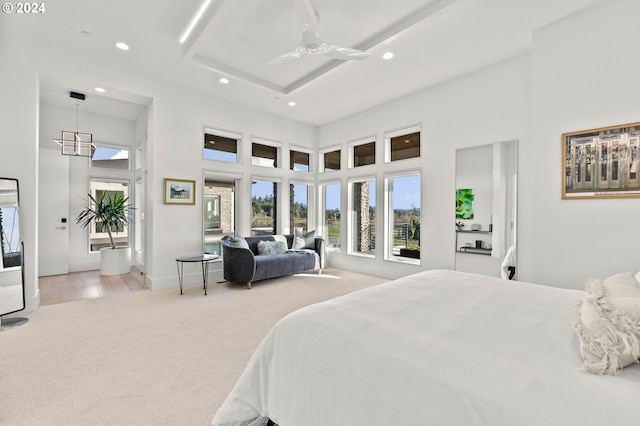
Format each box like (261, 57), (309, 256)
(288, 101), (296, 107)
(115, 42), (130, 51)
(219, 77), (229, 84)
(383, 52), (394, 60)
(94, 87), (106, 93)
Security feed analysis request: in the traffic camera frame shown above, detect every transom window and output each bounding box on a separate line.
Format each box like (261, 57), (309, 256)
(322, 148), (341, 173)
(204, 128), (240, 163)
(385, 124), (421, 162)
(290, 149), (311, 172)
(90, 143), (130, 170)
(349, 137), (376, 168)
(251, 138), (281, 168)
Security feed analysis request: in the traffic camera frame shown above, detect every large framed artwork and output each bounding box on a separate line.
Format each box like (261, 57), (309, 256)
(562, 121), (640, 199)
(164, 178), (196, 205)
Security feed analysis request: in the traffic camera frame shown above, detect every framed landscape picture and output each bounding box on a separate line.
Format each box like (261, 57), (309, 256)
(563, 121), (640, 199)
(164, 178), (196, 205)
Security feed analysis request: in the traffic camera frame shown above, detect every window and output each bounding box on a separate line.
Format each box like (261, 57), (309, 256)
(349, 137), (376, 167)
(323, 182), (341, 251)
(203, 177), (237, 255)
(290, 149), (311, 172)
(385, 125), (421, 162)
(290, 182), (311, 233)
(204, 128), (240, 163)
(87, 179), (130, 252)
(251, 179), (279, 236)
(90, 143), (130, 170)
(385, 172), (421, 262)
(349, 177), (376, 256)
(322, 148), (341, 172)
(251, 138), (280, 168)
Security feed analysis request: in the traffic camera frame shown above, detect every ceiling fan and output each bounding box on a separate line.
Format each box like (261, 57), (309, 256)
(268, 0), (371, 65)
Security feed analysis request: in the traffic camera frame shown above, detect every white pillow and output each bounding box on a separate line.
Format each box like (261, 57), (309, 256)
(572, 272), (640, 375)
(293, 228), (316, 250)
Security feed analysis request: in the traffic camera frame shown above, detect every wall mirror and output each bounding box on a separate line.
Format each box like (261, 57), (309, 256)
(455, 140), (517, 278)
(0, 177), (27, 328)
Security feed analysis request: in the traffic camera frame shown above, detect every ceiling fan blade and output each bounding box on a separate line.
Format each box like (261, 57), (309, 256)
(325, 46), (371, 61)
(294, 0), (319, 32)
(268, 48), (305, 66)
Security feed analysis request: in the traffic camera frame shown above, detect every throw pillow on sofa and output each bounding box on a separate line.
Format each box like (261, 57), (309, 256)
(257, 240), (288, 255)
(293, 228), (316, 250)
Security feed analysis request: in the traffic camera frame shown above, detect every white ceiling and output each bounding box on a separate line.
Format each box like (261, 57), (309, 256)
(17, 0), (603, 125)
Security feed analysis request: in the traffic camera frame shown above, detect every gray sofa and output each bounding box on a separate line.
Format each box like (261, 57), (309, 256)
(222, 234), (325, 289)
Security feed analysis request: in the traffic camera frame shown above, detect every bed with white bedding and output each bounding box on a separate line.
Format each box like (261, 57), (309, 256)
(212, 270), (640, 426)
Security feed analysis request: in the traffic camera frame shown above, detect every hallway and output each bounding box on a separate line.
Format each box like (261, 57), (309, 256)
(38, 269), (147, 306)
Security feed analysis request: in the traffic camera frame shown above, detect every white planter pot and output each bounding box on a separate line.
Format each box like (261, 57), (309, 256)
(100, 246), (131, 276)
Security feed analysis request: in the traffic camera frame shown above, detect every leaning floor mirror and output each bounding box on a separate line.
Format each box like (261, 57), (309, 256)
(455, 140), (517, 278)
(0, 177), (27, 329)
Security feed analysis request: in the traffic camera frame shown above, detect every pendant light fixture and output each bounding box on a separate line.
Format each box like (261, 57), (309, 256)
(53, 91), (96, 157)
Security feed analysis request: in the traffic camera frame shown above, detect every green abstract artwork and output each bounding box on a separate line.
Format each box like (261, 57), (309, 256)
(456, 188), (474, 220)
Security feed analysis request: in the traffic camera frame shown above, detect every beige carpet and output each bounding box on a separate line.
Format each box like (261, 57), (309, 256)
(0, 268), (387, 426)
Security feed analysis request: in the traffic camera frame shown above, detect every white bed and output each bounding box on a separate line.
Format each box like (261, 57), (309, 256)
(212, 270), (640, 426)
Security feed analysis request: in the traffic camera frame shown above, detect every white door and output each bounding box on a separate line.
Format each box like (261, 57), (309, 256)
(38, 148), (70, 276)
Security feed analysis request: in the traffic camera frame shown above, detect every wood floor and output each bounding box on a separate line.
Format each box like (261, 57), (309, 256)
(38, 268), (147, 306)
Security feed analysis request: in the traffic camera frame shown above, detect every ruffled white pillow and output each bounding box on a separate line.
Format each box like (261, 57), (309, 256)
(572, 272), (640, 375)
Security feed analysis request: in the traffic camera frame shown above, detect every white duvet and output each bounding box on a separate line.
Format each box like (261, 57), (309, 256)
(212, 270), (640, 426)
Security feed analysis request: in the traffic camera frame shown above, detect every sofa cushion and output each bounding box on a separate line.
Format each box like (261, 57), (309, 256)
(293, 228), (316, 249)
(257, 240), (288, 255)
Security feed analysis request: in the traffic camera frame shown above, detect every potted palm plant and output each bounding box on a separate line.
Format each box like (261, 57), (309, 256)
(76, 192), (135, 275)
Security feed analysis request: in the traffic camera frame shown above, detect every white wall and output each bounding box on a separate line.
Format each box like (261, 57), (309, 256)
(318, 54), (532, 281)
(0, 43), (39, 312)
(531, 0), (640, 288)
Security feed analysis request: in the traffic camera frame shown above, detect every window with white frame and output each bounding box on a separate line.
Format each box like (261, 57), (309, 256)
(251, 178), (279, 236)
(251, 138), (281, 168)
(203, 176), (237, 256)
(204, 128), (241, 163)
(385, 171), (421, 263)
(290, 148), (311, 172)
(290, 182), (312, 233)
(90, 142), (130, 170)
(349, 176), (376, 256)
(349, 137), (376, 168)
(384, 124), (421, 163)
(322, 182), (341, 251)
(87, 179), (131, 252)
(321, 148), (341, 173)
